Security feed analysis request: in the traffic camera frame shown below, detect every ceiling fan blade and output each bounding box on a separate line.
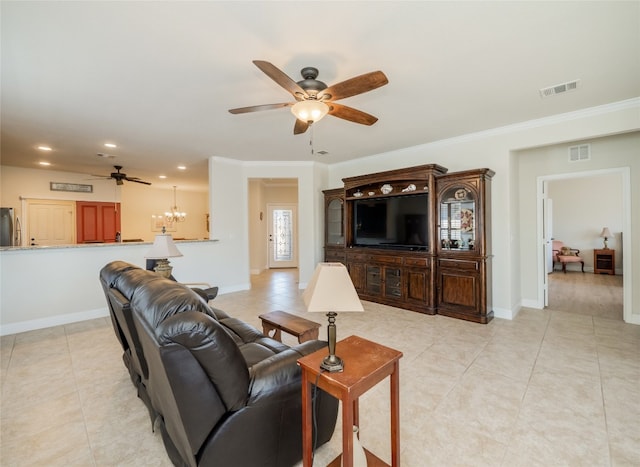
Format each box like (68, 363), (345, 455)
(327, 103), (379, 126)
(126, 177), (152, 185)
(253, 60), (309, 100)
(293, 119), (310, 135)
(318, 71), (388, 101)
(228, 103), (292, 114)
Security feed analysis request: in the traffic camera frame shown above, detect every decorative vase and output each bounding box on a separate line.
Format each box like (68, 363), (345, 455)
(343, 425), (367, 467)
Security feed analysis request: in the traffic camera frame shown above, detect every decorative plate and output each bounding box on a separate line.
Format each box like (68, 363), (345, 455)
(454, 188), (467, 200)
(460, 208), (474, 232)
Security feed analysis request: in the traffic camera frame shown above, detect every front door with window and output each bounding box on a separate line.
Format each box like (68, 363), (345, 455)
(267, 204), (297, 268)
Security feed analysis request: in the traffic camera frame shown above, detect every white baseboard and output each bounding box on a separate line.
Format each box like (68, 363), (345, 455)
(521, 298), (543, 309)
(493, 305), (518, 320)
(217, 283), (251, 295)
(624, 313), (640, 325)
(0, 307), (110, 336)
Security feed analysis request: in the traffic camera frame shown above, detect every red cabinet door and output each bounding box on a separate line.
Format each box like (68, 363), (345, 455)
(76, 201), (121, 243)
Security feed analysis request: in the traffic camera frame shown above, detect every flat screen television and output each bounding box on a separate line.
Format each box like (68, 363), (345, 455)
(352, 192), (428, 250)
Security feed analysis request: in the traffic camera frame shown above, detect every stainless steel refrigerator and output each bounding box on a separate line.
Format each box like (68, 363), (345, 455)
(1, 207), (15, 246)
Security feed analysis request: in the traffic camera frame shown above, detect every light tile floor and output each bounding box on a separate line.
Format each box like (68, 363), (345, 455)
(1, 270), (638, 466)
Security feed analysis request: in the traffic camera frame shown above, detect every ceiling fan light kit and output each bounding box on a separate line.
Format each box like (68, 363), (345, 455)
(229, 60), (388, 134)
(291, 100), (329, 123)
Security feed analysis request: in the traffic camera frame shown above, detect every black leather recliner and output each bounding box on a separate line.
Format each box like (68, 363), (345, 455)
(100, 261), (338, 467)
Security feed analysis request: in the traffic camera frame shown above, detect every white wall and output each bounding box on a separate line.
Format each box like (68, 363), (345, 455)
(248, 179), (266, 274)
(209, 157), (251, 293)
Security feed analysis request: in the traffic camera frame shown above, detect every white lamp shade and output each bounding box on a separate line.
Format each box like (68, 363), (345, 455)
(291, 100), (330, 123)
(600, 227), (612, 238)
(145, 234), (183, 259)
(303, 263), (364, 312)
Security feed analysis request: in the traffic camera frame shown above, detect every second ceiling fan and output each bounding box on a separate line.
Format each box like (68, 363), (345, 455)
(228, 60), (388, 134)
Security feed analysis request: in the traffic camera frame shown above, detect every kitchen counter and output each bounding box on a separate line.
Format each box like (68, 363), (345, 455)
(0, 238), (218, 252)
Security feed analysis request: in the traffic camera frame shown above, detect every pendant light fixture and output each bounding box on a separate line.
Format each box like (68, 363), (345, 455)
(165, 186), (186, 223)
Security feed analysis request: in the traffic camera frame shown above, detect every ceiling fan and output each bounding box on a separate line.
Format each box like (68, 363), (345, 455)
(92, 165), (151, 185)
(229, 60), (388, 134)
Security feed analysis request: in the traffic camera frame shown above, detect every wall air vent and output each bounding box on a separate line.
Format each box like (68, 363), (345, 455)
(539, 79), (581, 98)
(568, 144), (590, 162)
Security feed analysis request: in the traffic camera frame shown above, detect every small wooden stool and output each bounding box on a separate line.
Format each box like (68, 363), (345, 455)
(259, 310), (321, 344)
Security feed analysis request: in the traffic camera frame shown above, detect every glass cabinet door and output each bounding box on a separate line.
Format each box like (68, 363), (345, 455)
(326, 198), (344, 245)
(440, 187), (476, 250)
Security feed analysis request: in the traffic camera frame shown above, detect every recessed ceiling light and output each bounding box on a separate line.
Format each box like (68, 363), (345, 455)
(104, 143), (117, 148)
(159, 175), (167, 179)
(177, 165), (186, 170)
(39, 161), (51, 166)
(38, 146), (52, 151)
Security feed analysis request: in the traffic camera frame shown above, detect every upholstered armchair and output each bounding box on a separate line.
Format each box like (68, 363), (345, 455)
(552, 240), (584, 273)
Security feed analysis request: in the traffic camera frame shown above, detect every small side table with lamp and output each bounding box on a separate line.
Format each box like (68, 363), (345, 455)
(594, 227), (615, 275)
(299, 263), (403, 466)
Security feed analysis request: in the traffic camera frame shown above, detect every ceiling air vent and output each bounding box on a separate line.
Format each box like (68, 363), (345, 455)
(539, 79), (581, 98)
(568, 144), (590, 162)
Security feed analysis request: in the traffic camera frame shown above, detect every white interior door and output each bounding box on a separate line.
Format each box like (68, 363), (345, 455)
(26, 199), (76, 246)
(543, 196), (553, 306)
(267, 204), (297, 269)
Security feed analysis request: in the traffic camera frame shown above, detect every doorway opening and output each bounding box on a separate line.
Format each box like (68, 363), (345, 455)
(537, 167), (631, 323)
(247, 178), (299, 275)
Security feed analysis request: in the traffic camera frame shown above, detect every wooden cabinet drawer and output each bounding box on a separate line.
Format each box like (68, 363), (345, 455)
(375, 255), (403, 265)
(438, 259), (478, 271)
(325, 250), (345, 263)
(346, 252), (369, 262)
(404, 257), (429, 267)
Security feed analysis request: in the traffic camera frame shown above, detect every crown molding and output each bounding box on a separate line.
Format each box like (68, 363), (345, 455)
(428, 97), (640, 148)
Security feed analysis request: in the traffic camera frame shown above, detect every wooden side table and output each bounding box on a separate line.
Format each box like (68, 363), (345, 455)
(594, 249), (615, 275)
(259, 310), (321, 344)
(298, 335), (403, 467)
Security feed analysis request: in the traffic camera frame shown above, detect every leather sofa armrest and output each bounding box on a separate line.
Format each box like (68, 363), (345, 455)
(247, 340), (327, 405)
(247, 349), (303, 405)
(290, 339), (327, 356)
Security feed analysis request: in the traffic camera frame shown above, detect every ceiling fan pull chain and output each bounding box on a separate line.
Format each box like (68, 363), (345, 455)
(310, 123), (315, 155)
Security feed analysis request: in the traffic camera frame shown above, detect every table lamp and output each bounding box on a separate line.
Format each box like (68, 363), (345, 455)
(600, 227), (612, 249)
(145, 227), (183, 278)
(303, 262), (363, 372)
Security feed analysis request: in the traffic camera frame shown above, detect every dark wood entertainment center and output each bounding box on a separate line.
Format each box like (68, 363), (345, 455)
(323, 164), (494, 324)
